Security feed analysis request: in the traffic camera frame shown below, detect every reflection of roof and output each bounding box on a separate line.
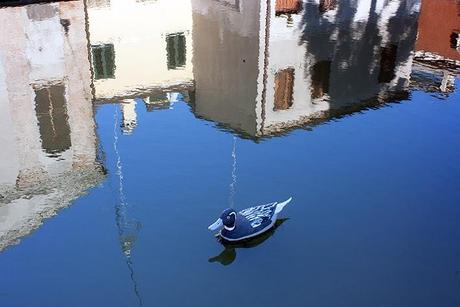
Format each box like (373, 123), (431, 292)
(257, 91), (410, 138)
(410, 51), (459, 95)
(189, 90), (410, 141)
(413, 51), (460, 75)
(145, 101), (171, 112)
(411, 67), (455, 94)
(0, 164), (106, 252)
(94, 82), (194, 104)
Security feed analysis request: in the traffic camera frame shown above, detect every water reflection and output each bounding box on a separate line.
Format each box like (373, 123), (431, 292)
(0, 0), (459, 305)
(0, 0), (458, 251)
(87, 0), (194, 101)
(209, 219), (288, 266)
(0, 1), (104, 251)
(192, 0), (421, 137)
(86, 0), (459, 139)
(112, 107), (143, 305)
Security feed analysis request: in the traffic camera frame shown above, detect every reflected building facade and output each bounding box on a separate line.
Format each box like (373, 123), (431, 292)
(0, 1), (104, 251)
(0, 0), (457, 253)
(87, 0), (195, 134)
(411, 0), (460, 94)
(191, 0), (262, 136)
(191, 0), (421, 138)
(87, 0), (195, 102)
(416, 0), (460, 62)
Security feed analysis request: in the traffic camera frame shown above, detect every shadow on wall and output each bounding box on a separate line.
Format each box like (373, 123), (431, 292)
(299, 0), (420, 109)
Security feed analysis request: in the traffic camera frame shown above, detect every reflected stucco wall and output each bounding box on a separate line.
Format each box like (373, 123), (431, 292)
(0, 1), (103, 251)
(191, 0), (261, 136)
(88, 0), (194, 100)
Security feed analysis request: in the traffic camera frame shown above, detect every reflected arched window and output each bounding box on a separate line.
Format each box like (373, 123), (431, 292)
(34, 84), (71, 156)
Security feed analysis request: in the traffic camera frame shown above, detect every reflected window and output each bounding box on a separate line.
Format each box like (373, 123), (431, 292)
(274, 68), (295, 111)
(319, 0), (337, 13)
(275, 0), (302, 15)
(34, 84), (71, 156)
(450, 31), (459, 49)
(91, 44), (115, 80)
(311, 61), (330, 99)
(166, 33), (186, 70)
(378, 44), (398, 83)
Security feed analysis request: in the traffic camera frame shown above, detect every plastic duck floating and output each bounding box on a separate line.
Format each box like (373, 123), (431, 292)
(208, 197), (292, 242)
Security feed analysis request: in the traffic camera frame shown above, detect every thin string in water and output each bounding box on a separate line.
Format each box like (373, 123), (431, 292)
(113, 106), (143, 307)
(229, 136), (237, 208)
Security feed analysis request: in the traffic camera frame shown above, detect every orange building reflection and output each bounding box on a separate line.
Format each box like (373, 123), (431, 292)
(416, 0), (460, 61)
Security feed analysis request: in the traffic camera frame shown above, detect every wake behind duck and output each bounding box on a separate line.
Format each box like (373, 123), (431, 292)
(208, 197), (292, 242)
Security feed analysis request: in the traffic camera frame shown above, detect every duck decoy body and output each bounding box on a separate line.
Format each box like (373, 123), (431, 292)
(208, 197), (292, 242)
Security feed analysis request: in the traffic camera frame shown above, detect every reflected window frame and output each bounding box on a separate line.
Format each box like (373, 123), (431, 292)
(273, 67), (295, 111)
(91, 43), (116, 80)
(166, 32), (187, 70)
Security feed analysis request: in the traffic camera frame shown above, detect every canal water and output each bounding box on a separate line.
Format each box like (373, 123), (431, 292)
(1, 0), (459, 306)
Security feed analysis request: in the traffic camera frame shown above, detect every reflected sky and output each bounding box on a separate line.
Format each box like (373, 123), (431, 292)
(0, 0), (460, 306)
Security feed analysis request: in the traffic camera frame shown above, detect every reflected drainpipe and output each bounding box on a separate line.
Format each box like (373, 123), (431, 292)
(260, 0), (272, 136)
(83, 0), (96, 102)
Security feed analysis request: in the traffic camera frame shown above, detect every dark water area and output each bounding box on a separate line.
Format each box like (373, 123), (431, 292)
(1, 0), (460, 306)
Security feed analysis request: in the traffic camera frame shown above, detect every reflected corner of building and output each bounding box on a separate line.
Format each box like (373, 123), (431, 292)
(0, 0), (105, 252)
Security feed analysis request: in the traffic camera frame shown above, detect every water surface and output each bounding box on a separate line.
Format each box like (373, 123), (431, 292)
(1, 0), (459, 306)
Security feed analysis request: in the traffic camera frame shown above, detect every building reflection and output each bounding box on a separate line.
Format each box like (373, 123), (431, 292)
(87, 0), (195, 131)
(191, 0), (424, 138)
(87, 0), (458, 140)
(416, 0), (460, 63)
(1, 0), (458, 250)
(87, 0), (195, 101)
(411, 0), (460, 95)
(0, 1), (105, 251)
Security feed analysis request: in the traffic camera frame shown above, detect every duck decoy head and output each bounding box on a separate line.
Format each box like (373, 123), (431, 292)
(208, 208), (237, 231)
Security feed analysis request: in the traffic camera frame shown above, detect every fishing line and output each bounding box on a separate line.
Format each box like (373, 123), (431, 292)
(112, 106), (143, 306)
(228, 136), (237, 208)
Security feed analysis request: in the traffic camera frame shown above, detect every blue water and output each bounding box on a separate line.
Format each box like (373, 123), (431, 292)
(1, 0), (460, 306)
(1, 84), (459, 306)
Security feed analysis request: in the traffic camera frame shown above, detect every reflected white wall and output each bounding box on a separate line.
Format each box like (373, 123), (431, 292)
(0, 1), (102, 251)
(88, 0), (194, 100)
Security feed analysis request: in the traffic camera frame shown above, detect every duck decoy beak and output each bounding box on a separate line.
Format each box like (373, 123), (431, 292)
(208, 218), (223, 231)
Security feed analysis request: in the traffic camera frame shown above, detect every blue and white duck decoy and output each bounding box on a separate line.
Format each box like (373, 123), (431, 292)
(208, 197), (292, 242)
